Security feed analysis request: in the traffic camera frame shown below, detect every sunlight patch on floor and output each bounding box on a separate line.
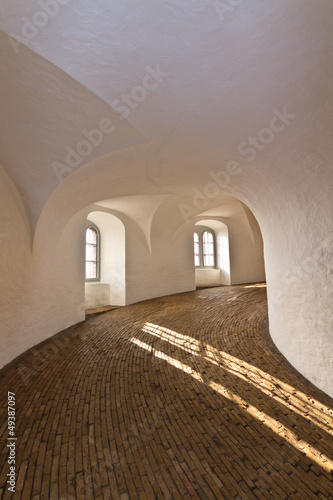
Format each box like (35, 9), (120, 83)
(133, 322), (333, 473)
(142, 323), (333, 434)
(243, 284), (267, 288)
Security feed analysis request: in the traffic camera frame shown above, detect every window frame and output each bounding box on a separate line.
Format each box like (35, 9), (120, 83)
(85, 221), (101, 282)
(193, 226), (216, 269)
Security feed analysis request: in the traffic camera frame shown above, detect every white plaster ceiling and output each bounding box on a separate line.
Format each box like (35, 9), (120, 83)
(0, 0), (332, 228)
(96, 194), (169, 252)
(197, 198), (245, 219)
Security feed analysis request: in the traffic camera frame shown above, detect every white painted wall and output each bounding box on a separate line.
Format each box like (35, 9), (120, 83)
(216, 225), (231, 286)
(228, 219), (265, 285)
(85, 284), (110, 309)
(0, 165), (33, 368)
(0, 202), (87, 370)
(261, 188), (333, 398)
(0, 1), (332, 398)
(125, 209), (196, 304)
(195, 269), (222, 287)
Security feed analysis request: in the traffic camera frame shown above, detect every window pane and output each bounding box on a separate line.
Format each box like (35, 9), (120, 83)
(203, 231), (215, 267)
(85, 226), (99, 279)
(86, 244), (97, 261)
(91, 262), (97, 279)
(86, 227), (97, 244)
(86, 244), (92, 261)
(86, 261), (92, 279)
(194, 232), (200, 266)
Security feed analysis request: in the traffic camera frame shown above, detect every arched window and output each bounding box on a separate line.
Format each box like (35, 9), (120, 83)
(193, 227), (216, 268)
(85, 223), (100, 281)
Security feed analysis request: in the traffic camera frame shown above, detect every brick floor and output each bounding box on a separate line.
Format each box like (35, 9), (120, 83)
(0, 285), (332, 499)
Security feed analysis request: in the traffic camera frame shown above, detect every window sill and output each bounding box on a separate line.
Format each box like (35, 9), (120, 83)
(195, 267), (217, 271)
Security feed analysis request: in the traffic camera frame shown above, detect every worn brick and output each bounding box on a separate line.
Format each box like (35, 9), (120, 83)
(0, 286), (332, 498)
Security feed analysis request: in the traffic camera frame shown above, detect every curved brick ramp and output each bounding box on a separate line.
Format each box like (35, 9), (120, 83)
(0, 285), (332, 499)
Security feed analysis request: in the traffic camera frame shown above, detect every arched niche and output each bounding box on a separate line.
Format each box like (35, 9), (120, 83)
(194, 220), (230, 288)
(85, 211), (125, 308)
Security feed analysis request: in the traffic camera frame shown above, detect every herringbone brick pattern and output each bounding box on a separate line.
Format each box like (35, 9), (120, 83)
(0, 285), (332, 499)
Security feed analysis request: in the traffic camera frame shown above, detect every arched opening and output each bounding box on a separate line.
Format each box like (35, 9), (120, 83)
(84, 211), (125, 309)
(194, 220), (230, 287)
(193, 203), (265, 288)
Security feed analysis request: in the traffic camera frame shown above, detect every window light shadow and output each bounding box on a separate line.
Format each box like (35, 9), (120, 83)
(131, 322), (333, 473)
(243, 284), (267, 288)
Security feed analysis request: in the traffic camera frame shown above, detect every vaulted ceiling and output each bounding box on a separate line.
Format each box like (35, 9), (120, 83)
(0, 0), (332, 230)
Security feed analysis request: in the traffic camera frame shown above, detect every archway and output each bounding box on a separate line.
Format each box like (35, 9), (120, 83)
(192, 201), (265, 288)
(194, 220), (231, 287)
(85, 211), (125, 308)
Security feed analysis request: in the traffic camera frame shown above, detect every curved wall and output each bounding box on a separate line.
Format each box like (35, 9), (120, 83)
(0, 164), (332, 398)
(0, 1), (332, 398)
